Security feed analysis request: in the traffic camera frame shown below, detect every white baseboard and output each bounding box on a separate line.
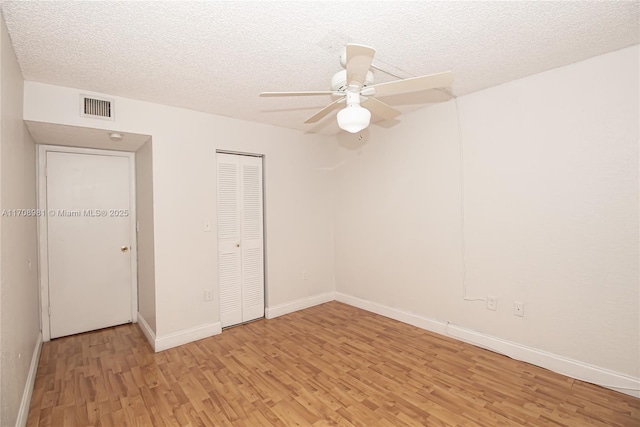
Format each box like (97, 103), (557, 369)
(334, 292), (640, 398)
(136, 312), (157, 351)
(154, 321), (222, 352)
(335, 292), (448, 335)
(446, 323), (640, 398)
(15, 332), (43, 427)
(137, 313), (222, 353)
(266, 291), (336, 319)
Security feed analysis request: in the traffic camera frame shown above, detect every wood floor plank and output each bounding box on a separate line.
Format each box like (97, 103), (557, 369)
(27, 302), (640, 426)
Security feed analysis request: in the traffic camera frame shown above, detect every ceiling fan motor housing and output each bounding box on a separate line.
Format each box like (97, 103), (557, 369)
(331, 70), (375, 92)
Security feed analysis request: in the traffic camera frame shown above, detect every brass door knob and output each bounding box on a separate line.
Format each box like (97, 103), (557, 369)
(121, 246), (129, 252)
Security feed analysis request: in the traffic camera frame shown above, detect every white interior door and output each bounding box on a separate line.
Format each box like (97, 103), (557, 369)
(217, 153), (264, 328)
(47, 151), (133, 339)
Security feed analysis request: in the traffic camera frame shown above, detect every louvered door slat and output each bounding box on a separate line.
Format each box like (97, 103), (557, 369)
(217, 163), (239, 240)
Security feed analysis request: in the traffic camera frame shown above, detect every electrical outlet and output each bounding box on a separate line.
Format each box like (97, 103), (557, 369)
(302, 270), (307, 280)
(514, 302), (524, 317)
(204, 289), (213, 302)
(487, 295), (497, 311)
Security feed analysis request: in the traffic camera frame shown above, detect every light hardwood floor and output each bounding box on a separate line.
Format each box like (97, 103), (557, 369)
(27, 302), (639, 426)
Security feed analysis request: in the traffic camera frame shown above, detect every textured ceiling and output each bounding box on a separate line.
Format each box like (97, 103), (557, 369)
(2, 1), (638, 135)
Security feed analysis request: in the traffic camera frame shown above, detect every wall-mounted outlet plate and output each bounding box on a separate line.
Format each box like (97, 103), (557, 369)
(204, 289), (213, 302)
(487, 295), (497, 311)
(514, 302), (524, 317)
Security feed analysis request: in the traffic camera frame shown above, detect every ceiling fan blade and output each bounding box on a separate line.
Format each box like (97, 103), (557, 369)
(362, 97), (401, 121)
(346, 44), (375, 88)
(369, 71), (454, 97)
(260, 91), (336, 97)
(304, 97), (345, 124)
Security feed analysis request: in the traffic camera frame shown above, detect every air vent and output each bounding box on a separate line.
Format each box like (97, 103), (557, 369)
(80, 95), (114, 120)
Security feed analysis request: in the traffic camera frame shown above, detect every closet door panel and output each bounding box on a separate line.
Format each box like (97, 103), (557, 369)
(240, 156), (264, 322)
(217, 154), (242, 327)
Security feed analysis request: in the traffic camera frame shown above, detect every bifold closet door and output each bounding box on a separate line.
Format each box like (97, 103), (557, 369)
(217, 153), (264, 328)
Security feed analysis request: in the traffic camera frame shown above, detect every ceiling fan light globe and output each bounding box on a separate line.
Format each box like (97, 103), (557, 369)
(337, 104), (371, 133)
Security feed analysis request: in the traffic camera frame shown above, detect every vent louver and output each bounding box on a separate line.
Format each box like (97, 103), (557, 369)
(80, 95), (114, 120)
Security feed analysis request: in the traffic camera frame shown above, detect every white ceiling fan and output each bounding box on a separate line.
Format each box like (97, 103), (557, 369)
(260, 44), (454, 133)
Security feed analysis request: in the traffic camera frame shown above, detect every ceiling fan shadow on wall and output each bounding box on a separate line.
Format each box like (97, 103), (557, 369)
(260, 44), (454, 133)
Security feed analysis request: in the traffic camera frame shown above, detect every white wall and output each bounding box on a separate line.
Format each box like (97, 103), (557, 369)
(135, 139), (156, 333)
(24, 82), (338, 342)
(459, 45), (638, 376)
(334, 102), (462, 318)
(0, 13), (40, 427)
(335, 45), (639, 384)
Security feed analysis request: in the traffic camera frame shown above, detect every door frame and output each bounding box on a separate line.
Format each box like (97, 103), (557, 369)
(215, 150), (268, 326)
(37, 144), (138, 342)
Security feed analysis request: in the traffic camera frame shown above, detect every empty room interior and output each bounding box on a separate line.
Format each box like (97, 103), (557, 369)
(0, 1), (638, 426)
